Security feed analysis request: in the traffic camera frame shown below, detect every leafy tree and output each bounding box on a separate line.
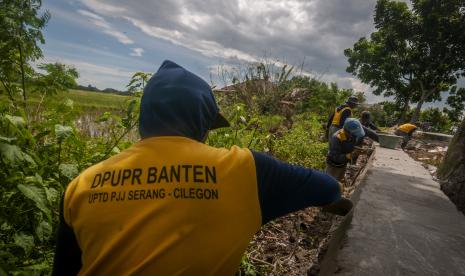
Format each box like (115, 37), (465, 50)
(420, 107), (452, 132)
(34, 63), (79, 95)
(32, 63), (79, 114)
(0, 0), (50, 110)
(127, 72), (152, 95)
(345, 0), (465, 122)
(443, 86), (465, 122)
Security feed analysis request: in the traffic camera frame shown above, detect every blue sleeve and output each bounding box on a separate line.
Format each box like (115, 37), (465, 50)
(363, 126), (379, 142)
(369, 122), (380, 131)
(252, 151), (341, 225)
(339, 109), (352, 127)
(52, 195), (82, 276)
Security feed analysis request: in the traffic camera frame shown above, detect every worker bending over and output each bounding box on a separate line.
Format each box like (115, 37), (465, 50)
(360, 111), (379, 131)
(52, 60), (352, 276)
(395, 123), (418, 149)
(326, 118), (377, 183)
(327, 96), (359, 140)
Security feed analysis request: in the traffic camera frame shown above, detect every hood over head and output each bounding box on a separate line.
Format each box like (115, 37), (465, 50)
(343, 118), (365, 140)
(139, 60), (229, 141)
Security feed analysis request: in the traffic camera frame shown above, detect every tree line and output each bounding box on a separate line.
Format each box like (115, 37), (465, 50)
(345, 0), (465, 123)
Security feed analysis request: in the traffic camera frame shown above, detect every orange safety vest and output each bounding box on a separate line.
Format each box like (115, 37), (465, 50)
(332, 106), (352, 126)
(64, 136), (261, 275)
(398, 123), (417, 134)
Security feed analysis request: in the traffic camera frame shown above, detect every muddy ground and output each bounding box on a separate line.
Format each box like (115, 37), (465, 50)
(241, 140), (374, 275)
(404, 135), (449, 179)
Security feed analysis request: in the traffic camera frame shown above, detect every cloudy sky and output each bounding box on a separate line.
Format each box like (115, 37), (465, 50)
(41, 0), (388, 101)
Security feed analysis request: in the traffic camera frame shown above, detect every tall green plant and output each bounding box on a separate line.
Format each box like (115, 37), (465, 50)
(0, 0), (50, 111)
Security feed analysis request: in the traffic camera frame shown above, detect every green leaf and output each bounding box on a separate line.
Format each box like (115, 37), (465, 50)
(59, 163), (79, 180)
(22, 261), (50, 271)
(13, 233), (34, 255)
(17, 184), (51, 221)
(0, 143), (36, 166)
(5, 115), (25, 128)
(45, 187), (59, 205)
(54, 124), (73, 141)
(35, 221), (52, 242)
(1, 222), (12, 232)
(97, 111), (111, 122)
(0, 136), (16, 143)
(65, 98), (74, 108)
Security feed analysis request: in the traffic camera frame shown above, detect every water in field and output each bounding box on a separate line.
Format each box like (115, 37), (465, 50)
(75, 110), (140, 142)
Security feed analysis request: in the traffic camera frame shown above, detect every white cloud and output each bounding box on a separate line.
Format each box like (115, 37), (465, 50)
(77, 9), (134, 45)
(130, 47), (144, 57)
(78, 0), (379, 92)
(124, 17), (258, 62)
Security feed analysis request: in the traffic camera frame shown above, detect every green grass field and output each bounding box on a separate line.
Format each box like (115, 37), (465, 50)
(0, 89), (131, 110)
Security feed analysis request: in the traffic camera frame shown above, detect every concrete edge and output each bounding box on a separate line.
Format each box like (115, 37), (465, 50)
(318, 146), (377, 276)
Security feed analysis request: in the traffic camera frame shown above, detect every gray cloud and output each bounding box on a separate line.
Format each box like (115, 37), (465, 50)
(80, 0), (379, 91)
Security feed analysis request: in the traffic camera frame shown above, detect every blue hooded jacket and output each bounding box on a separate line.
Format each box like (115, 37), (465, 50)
(139, 60), (228, 141)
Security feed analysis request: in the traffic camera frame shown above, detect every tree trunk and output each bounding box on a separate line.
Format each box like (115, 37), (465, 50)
(411, 96), (425, 123)
(0, 79), (16, 107)
(398, 99), (410, 124)
(18, 44), (27, 110)
(437, 118), (465, 215)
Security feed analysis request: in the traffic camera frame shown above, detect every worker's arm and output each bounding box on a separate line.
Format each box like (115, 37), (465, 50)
(369, 122), (380, 131)
(408, 128), (417, 137)
(252, 151), (346, 225)
(52, 196), (82, 276)
(339, 109), (352, 127)
(362, 126), (379, 142)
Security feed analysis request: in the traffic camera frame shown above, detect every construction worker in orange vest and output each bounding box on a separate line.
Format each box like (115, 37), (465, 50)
(52, 60), (352, 275)
(395, 123), (418, 149)
(327, 96), (359, 140)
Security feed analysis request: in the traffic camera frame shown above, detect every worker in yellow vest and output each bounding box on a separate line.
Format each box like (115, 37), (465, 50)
(326, 118), (378, 183)
(52, 60), (352, 276)
(327, 96), (359, 140)
(395, 123), (418, 149)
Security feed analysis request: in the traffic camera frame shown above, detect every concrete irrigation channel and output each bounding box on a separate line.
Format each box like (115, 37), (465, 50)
(319, 144), (465, 275)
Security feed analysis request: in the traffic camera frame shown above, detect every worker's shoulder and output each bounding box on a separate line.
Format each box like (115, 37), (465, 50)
(204, 144), (253, 161)
(336, 104), (351, 112)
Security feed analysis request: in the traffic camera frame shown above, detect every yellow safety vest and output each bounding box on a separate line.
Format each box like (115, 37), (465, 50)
(398, 123), (417, 134)
(64, 136), (261, 275)
(336, 130), (352, 161)
(336, 129), (348, 142)
(332, 106), (352, 126)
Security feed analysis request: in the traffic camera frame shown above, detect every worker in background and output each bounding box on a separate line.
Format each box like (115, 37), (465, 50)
(327, 96), (359, 140)
(395, 123), (418, 149)
(52, 60), (352, 276)
(360, 111), (379, 131)
(326, 118), (377, 183)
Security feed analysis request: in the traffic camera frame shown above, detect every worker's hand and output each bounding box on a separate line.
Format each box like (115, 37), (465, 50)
(321, 198), (353, 216)
(353, 147), (364, 154)
(345, 153), (352, 161)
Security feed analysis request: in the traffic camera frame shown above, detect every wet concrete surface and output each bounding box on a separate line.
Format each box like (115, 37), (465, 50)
(331, 147), (465, 276)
